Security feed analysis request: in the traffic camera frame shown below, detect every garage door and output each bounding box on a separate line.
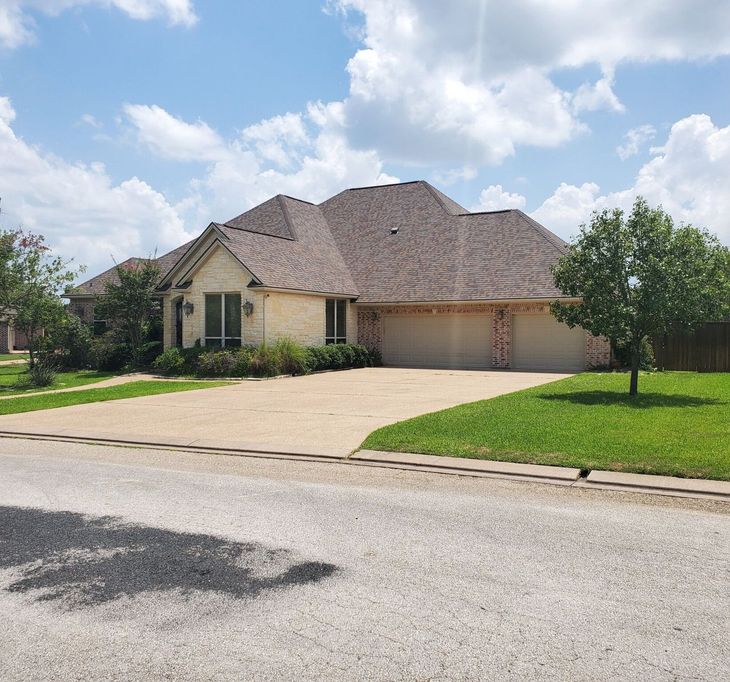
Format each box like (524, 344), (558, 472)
(382, 314), (492, 369)
(512, 314), (585, 371)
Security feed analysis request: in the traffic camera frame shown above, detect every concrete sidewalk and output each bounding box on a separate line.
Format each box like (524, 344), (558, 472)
(0, 372), (163, 401)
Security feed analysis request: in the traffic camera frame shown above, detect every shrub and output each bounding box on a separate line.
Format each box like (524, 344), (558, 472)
(191, 346), (256, 377)
(23, 355), (58, 387)
(613, 337), (655, 371)
(249, 343), (281, 377)
(152, 342), (378, 378)
(233, 346), (255, 376)
(304, 343), (378, 372)
(272, 337), (310, 375)
(196, 349), (240, 377)
(91, 336), (131, 371)
(305, 345), (329, 372)
(46, 313), (94, 369)
(153, 347), (186, 375)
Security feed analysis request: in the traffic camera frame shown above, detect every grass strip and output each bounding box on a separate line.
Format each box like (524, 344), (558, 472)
(0, 380), (232, 416)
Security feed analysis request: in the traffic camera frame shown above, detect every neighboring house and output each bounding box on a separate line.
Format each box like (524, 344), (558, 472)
(0, 312), (36, 353)
(66, 181), (610, 372)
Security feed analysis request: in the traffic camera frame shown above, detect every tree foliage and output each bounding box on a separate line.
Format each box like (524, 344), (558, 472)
(0, 230), (80, 367)
(95, 258), (161, 368)
(551, 197), (730, 395)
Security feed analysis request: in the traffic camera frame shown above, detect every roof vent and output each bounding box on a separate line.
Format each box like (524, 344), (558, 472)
(390, 226), (399, 235)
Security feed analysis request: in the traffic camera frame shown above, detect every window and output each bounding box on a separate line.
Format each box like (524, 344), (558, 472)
(325, 299), (346, 344)
(205, 293), (242, 347)
(92, 319), (107, 336)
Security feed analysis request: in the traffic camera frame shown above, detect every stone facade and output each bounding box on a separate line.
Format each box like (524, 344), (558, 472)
(357, 301), (611, 370)
(163, 244), (356, 349)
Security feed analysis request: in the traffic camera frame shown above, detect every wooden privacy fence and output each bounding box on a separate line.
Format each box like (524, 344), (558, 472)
(653, 321), (730, 372)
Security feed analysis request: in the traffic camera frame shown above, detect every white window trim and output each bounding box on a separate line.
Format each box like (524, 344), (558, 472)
(325, 299), (347, 345)
(204, 292), (242, 347)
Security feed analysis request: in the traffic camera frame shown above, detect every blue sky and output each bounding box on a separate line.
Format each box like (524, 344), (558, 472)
(0, 1), (729, 276)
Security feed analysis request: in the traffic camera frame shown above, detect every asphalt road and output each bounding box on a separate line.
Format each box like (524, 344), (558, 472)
(0, 438), (727, 681)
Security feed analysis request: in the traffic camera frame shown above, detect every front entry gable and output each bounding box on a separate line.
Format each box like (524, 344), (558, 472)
(159, 223), (260, 292)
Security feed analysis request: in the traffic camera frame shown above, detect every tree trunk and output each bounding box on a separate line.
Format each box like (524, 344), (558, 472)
(26, 328), (35, 369)
(629, 340), (640, 396)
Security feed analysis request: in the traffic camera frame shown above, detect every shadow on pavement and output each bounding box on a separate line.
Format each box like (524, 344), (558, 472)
(0, 505), (338, 609)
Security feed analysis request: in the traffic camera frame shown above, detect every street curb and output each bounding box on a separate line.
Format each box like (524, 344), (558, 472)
(350, 449), (582, 484)
(0, 430), (349, 461)
(0, 432), (726, 502)
(575, 470), (730, 500)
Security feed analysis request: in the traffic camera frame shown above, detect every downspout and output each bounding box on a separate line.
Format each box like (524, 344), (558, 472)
(262, 293), (270, 345)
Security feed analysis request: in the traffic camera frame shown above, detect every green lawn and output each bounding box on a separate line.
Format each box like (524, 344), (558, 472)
(362, 372), (730, 480)
(0, 364), (118, 396)
(0, 353), (29, 361)
(0, 380), (231, 416)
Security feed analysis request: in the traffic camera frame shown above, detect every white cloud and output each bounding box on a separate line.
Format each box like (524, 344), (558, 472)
(616, 124), (657, 160)
(472, 184), (526, 212)
(123, 103), (227, 162)
(124, 100), (398, 222)
(0, 96), (397, 277)
(79, 113), (102, 129)
(0, 96), (194, 275)
(0, 0), (197, 49)
(241, 112), (309, 169)
(531, 115), (730, 244)
(328, 0), (730, 166)
(432, 166), (477, 186)
(572, 72), (624, 114)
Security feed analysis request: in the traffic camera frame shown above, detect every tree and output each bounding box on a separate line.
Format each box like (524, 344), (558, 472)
(0, 230), (80, 367)
(95, 258), (161, 368)
(551, 197), (730, 395)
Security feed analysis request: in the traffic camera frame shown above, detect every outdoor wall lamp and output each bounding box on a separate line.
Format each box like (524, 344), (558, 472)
(242, 300), (254, 317)
(183, 301), (194, 317)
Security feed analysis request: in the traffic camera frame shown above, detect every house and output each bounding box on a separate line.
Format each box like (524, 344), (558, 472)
(0, 313), (32, 354)
(66, 181), (610, 372)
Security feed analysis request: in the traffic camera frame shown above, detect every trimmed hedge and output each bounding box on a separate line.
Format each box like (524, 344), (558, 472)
(152, 339), (381, 378)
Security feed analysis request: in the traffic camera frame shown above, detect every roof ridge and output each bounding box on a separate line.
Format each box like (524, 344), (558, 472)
(218, 223), (295, 242)
(459, 209), (515, 216)
(514, 209), (568, 253)
(420, 181), (452, 214)
(278, 193), (315, 206)
(345, 179), (421, 192)
(277, 194), (298, 240)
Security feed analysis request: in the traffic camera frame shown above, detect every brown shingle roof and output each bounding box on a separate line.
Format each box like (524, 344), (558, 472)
(68, 239), (196, 297)
(319, 181), (568, 303)
(215, 196), (359, 296)
(77, 180), (570, 304)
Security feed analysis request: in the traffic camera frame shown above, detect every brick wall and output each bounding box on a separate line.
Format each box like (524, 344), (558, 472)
(0, 322), (10, 353)
(492, 309), (511, 368)
(357, 309), (382, 351)
(585, 332), (612, 368)
(357, 301), (611, 370)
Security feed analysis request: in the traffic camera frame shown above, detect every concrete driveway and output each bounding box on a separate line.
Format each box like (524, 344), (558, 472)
(0, 368), (570, 456)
